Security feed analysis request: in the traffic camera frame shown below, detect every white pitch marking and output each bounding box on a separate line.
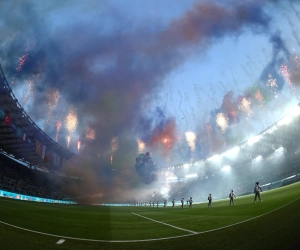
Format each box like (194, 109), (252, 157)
(0, 197), (298, 242)
(56, 239), (65, 244)
(131, 212), (198, 234)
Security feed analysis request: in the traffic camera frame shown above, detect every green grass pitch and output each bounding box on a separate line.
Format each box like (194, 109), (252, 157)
(0, 182), (300, 249)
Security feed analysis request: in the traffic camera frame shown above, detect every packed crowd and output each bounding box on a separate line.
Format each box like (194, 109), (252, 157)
(0, 154), (66, 200)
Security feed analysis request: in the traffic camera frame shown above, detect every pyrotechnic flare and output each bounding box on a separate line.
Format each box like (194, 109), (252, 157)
(254, 88), (266, 112)
(16, 53), (29, 72)
(239, 97), (253, 117)
(86, 128), (95, 140)
(255, 89), (264, 102)
(280, 64), (291, 85)
(110, 137), (119, 153)
(162, 137), (169, 144)
(46, 89), (60, 110)
(185, 131), (196, 152)
(230, 110), (238, 124)
(216, 113), (229, 134)
(266, 74), (278, 97)
(65, 107), (78, 148)
(67, 135), (71, 148)
(77, 141), (81, 153)
(65, 107), (78, 134)
(56, 121), (62, 142)
(137, 139), (145, 153)
(45, 88), (60, 129)
(281, 63), (298, 98)
(12, 53), (29, 84)
(22, 80), (35, 106)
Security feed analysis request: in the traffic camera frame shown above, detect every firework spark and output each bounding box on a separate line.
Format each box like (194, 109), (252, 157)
(230, 110), (238, 123)
(281, 63), (297, 96)
(280, 64), (291, 84)
(255, 89), (264, 102)
(56, 121), (62, 142)
(239, 97), (253, 117)
(45, 89), (60, 128)
(65, 107), (78, 147)
(137, 139), (145, 153)
(185, 130), (196, 152)
(46, 89), (60, 111)
(16, 53), (29, 72)
(111, 137), (119, 153)
(65, 107), (78, 134)
(22, 80), (35, 106)
(67, 135), (71, 148)
(77, 141), (81, 153)
(216, 113), (229, 134)
(12, 53), (29, 84)
(86, 128), (95, 140)
(266, 74), (278, 97)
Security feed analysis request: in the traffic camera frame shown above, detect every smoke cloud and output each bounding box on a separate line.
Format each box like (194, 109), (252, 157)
(0, 0), (296, 203)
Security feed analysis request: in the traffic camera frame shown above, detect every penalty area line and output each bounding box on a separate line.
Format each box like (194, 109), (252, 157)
(131, 212), (198, 234)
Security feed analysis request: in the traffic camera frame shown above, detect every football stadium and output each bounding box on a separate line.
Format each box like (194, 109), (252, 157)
(1, 63), (300, 248)
(1, 1), (300, 249)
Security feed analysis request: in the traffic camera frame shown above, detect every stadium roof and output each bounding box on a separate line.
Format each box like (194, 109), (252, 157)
(0, 64), (75, 169)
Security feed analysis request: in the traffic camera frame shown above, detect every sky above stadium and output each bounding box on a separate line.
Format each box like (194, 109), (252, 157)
(1, 0), (300, 202)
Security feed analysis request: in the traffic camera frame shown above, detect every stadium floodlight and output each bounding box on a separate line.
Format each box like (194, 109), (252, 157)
(254, 155), (262, 161)
(261, 183), (271, 187)
(267, 125), (278, 134)
(208, 154), (221, 161)
(183, 164), (189, 169)
(221, 165), (231, 171)
(226, 146), (240, 156)
(278, 115), (292, 126)
(166, 176), (178, 182)
(185, 173), (198, 179)
(290, 106), (300, 116)
(284, 175), (296, 180)
(248, 135), (261, 145)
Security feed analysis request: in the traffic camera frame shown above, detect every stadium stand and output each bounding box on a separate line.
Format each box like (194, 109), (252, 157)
(0, 153), (68, 200)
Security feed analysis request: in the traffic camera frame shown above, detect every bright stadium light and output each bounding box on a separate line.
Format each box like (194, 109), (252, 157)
(267, 126), (278, 134)
(183, 164), (189, 169)
(278, 115), (292, 126)
(166, 176), (178, 182)
(226, 146), (240, 156)
(208, 154), (221, 161)
(275, 146), (284, 153)
(221, 165), (231, 171)
(185, 173), (198, 179)
(290, 105), (300, 117)
(254, 155), (262, 161)
(284, 175), (296, 180)
(248, 135), (261, 145)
